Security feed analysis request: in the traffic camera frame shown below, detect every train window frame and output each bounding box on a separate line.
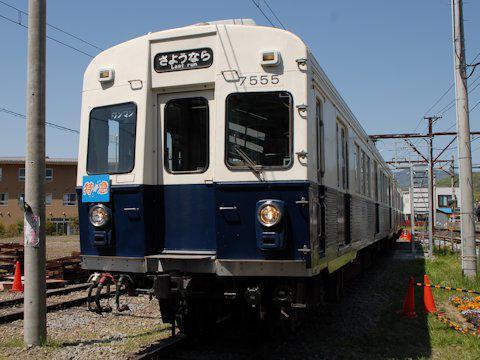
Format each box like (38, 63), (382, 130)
(224, 91), (293, 171)
(354, 143), (361, 194)
(336, 119), (348, 190)
(86, 101), (137, 175)
(366, 155), (371, 197)
(316, 98), (325, 179)
(163, 97), (210, 174)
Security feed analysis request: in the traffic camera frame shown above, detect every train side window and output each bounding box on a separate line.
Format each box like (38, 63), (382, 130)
(387, 178), (389, 205)
(337, 121), (348, 190)
(316, 99), (325, 179)
(374, 161), (378, 201)
(226, 92), (292, 169)
(164, 97), (209, 173)
(366, 156), (371, 197)
(87, 102), (137, 174)
(354, 143), (361, 193)
(360, 150), (366, 194)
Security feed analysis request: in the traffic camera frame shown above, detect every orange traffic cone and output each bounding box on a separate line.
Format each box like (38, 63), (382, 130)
(11, 261), (23, 293)
(402, 277), (417, 318)
(423, 275), (437, 313)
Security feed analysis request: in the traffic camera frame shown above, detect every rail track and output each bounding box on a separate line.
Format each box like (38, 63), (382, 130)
(0, 283), (93, 324)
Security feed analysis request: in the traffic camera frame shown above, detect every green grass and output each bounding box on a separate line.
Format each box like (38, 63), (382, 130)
(426, 250), (480, 298)
(398, 251), (480, 359)
(334, 250), (480, 359)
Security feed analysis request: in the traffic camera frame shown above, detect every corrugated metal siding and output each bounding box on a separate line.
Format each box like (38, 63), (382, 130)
(379, 204), (390, 234)
(349, 195), (376, 242)
(323, 187), (339, 248)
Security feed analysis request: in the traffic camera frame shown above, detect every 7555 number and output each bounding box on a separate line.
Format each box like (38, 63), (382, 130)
(239, 74), (280, 86)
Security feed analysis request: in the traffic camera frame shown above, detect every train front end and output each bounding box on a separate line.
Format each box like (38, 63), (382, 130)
(77, 19), (317, 328)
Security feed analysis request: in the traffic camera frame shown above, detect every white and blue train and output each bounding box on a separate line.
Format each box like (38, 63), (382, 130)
(77, 19), (403, 332)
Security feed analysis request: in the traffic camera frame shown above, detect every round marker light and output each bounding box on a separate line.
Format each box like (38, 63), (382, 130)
(258, 203), (281, 227)
(89, 204), (111, 227)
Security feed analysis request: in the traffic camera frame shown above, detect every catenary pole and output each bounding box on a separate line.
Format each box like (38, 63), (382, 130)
(24, 0), (47, 345)
(425, 116), (441, 258)
(410, 161), (415, 255)
(452, 0), (477, 277)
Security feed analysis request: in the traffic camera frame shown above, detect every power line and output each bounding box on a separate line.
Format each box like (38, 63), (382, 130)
(0, 0), (103, 51)
(0, 107), (79, 134)
(0, 11), (95, 58)
(423, 84), (454, 117)
(262, 0), (286, 29)
(436, 74), (480, 116)
(470, 99), (480, 113)
(250, 0), (276, 27)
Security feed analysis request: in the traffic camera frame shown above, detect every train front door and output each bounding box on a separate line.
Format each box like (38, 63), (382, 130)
(156, 90), (217, 252)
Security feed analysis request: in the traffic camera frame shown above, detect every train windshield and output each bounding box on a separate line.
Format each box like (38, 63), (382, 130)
(226, 92), (292, 169)
(87, 102), (137, 174)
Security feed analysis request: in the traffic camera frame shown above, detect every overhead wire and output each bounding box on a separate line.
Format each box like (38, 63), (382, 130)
(0, 0), (103, 51)
(0, 12), (95, 58)
(0, 3), (99, 58)
(262, 0), (286, 29)
(0, 107), (79, 134)
(249, 0), (276, 27)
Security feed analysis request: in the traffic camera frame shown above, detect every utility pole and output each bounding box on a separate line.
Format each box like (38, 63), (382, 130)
(425, 116), (441, 258)
(24, 0), (47, 345)
(452, 0), (477, 277)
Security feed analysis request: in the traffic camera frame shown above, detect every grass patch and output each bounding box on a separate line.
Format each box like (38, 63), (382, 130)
(0, 338), (24, 348)
(426, 250), (480, 296)
(331, 250), (480, 359)
(423, 250), (480, 358)
(376, 250), (480, 359)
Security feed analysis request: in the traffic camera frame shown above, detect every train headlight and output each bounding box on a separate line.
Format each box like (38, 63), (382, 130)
(257, 203), (282, 227)
(89, 204), (111, 227)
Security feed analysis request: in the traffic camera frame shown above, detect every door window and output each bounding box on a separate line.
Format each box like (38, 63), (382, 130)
(164, 97), (209, 173)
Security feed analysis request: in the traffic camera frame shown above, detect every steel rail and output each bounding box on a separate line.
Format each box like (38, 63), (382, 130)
(0, 283), (90, 308)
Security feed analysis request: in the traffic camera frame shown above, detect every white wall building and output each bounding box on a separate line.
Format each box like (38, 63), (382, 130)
(402, 186), (460, 216)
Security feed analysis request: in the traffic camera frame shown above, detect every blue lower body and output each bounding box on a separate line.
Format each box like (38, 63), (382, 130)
(77, 181), (310, 263)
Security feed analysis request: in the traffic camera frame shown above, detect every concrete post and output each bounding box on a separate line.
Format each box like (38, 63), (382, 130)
(24, 0), (47, 345)
(452, 0), (477, 277)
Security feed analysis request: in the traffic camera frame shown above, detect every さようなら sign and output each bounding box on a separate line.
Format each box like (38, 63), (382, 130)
(154, 48), (213, 73)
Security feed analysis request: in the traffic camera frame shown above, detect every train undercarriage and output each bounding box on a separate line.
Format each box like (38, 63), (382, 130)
(86, 235), (397, 337)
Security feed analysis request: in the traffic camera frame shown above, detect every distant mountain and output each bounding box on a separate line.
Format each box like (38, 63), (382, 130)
(393, 169), (451, 189)
(393, 168), (480, 199)
(437, 172), (480, 200)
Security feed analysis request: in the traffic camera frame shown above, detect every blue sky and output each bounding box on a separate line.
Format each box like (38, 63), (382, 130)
(0, 0), (479, 165)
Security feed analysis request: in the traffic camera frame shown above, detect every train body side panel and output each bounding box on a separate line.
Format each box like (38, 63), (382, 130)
(78, 182), (310, 264)
(215, 182), (310, 262)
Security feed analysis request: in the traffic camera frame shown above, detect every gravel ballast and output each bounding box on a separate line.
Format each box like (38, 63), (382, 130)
(0, 294), (169, 359)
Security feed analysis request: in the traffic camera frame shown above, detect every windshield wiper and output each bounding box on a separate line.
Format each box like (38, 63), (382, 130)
(233, 145), (265, 181)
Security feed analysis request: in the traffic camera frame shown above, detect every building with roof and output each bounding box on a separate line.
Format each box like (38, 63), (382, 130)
(402, 186), (460, 227)
(0, 157), (78, 234)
